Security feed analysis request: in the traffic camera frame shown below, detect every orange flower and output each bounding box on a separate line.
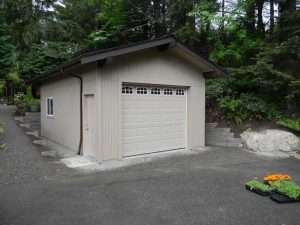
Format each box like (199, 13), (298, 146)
(264, 174), (292, 184)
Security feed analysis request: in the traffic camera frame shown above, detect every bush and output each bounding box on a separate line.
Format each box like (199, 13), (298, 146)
(14, 92), (26, 115)
(206, 78), (232, 100)
(0, 123), (6, 152)
(277, 117), (300, 132)
(218, 94), (280, 124)
(14, 86), (40, 114)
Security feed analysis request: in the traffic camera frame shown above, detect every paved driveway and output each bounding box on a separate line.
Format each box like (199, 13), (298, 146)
(0, 106), (300, 225)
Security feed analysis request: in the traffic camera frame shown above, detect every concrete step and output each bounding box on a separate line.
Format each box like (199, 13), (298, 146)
(25, 130), (40, 138)
(23, 118), (40, 123)
(206, 127), (231, 133)
(25, 112), (40, 117)
(24, 121), (40, 125)
(209, 142), (243, 148)
(206, 132), (235, 138)
(14, 116), (24, 122)
(205, 123), (218, 128)
(205, 139), (242, 145)
(28, 124), (41, 130)
(24, 113), (40, 122)
(19, 123), (30, 129)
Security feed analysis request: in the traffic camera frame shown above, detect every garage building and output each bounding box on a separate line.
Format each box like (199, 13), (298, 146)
(31, 36), (224, 162)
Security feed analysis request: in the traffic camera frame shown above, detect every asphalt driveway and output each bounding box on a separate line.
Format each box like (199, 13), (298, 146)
(0, 105), (300, 225)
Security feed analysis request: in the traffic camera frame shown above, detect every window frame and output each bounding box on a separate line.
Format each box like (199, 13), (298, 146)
(46, 97), (54, 117)
(136, 87), (148, 95)
(151, 87), (161, 95)
(122, 86), (133, 95)
(164, 88), (173, 96)
(176, 89), (185, 96)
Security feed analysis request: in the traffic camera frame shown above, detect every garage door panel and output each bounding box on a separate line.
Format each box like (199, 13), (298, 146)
(122, 116), (185, 124)
(123, 131), (185, 143)
(122, 120), (185, 129)
(122, 85), (187, 157)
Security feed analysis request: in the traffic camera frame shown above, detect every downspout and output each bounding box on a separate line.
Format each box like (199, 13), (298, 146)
(71, 75), (83, 155)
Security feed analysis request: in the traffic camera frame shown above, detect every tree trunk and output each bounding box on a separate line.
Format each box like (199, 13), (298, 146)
(245, 0), (256, 33)
(221, 0), (225, 32)
(257, 0), (265, 34)
(279, 0), (296, 16)
(269, 0), (274, 33)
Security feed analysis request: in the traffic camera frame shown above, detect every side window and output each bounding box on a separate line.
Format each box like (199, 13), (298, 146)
(136, 87), (147, 95)
(164, 88), (173, 95)
(122, 86), (133, 94)
(47, 97), (54, 116)
(176, 89), (185, 96)
(151, 88), (160, 95)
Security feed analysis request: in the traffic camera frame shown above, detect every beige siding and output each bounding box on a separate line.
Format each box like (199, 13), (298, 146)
(40, 77), (81, 151)
(40, 49), (205, 161)
(40, 64), (98, 152)
(99, 48), (205, 161)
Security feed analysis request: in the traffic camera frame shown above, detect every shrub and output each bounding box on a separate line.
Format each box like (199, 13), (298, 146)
(218, 94), (280, 124)
(14, 92), (26, 115)
(0, 123), (6, 152)
(277, 117), (300, 132)
(206, 78), (232, 100)
(14, 87), (40, 114)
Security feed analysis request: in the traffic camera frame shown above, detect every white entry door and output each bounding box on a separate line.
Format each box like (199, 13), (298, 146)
(122, 85), (187, 157)
(83, 94), (97, 157)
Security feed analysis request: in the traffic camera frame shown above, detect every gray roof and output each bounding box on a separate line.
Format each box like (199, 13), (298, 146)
(29, 36), (226, 85)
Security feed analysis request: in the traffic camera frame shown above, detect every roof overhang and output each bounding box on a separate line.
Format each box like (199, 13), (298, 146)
(28, 36), (226, 86)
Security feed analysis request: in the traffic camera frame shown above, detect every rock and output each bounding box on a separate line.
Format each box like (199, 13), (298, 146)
(32, 139), (47, 146)
(19, 123), (30, 128)
(26, 131), (40, 138)
(241, 129), (300, 156)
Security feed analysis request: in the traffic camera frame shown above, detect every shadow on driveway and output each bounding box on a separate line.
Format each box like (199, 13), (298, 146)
(0, 105), (299, 225)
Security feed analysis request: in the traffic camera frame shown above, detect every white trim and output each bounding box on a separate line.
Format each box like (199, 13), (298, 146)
(46, 97), (55, 118)
(185, 88), (188, 150)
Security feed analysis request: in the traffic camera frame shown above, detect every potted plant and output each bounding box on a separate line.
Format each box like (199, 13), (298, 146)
(28, 98), (40, 112)
(14, 92), (26, 116)
(245, 180), (274, 196)
(270, 180), (300, 203)
(24, 86), (40, 112)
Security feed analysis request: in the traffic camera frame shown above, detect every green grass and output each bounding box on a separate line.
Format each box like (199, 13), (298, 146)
(245, 180), (273, 193)
(0, 123), (4, 135)
(277, 117), (300, 132)
(0, 143), (7, 151)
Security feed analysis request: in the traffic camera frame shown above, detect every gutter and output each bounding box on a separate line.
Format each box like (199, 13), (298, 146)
(71, 74), (83, 155)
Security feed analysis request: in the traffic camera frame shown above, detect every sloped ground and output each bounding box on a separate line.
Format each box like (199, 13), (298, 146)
(0, 105), (300, 225)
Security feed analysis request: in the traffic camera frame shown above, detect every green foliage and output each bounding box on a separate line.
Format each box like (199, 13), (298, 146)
(19, 42), (76, 80)
(277, 117), (300, 132)
(0, 123), (4, 135)
(210, 33), (263, 67)
(206, 78), (232, 100)
(0, 0), (299, 125)
(219, 94), (279, 124)
(0, 24), (16, 79)
(0, 123), (6, 152)
(14, 92), (27, 115)
(246, 180), (273, 193)
(0, 143), (7, 152)
(271, 180), (300, 200)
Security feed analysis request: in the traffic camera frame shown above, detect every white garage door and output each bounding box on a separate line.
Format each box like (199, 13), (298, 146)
(122, 85), (187, 157)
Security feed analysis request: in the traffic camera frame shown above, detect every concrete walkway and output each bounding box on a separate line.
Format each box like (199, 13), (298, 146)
(0, 105), (300, 225)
